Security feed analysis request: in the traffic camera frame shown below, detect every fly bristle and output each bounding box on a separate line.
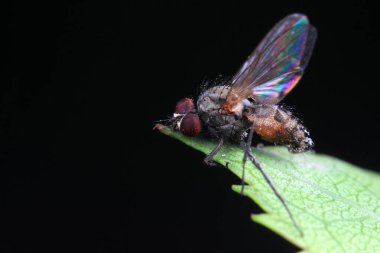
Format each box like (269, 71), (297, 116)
(286, 118), (314, 153)
(199, 75), (231, 93)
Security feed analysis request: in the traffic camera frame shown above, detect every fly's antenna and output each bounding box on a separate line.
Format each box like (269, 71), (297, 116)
(241, 131), (303, 237)
(153, 117), (172, 126)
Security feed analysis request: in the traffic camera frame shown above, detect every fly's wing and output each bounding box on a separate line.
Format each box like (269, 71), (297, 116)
(226, 13), (317, 105)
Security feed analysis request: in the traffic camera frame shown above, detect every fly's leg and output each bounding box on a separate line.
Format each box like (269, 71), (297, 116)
(240, 127), (254, 195)
(256, 143), (265, 149)
(203, 137), (224, 166)
(242, 137), (304, 237)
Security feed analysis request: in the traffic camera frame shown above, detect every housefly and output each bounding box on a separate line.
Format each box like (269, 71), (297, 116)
(163, 13), (317, 236)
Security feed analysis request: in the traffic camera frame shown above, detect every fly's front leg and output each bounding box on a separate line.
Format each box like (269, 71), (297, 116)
(203, 137), (224, 166)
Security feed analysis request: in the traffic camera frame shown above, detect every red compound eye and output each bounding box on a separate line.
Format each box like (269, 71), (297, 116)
(180, 113), (201, 137)
(175, 98), (194, 114)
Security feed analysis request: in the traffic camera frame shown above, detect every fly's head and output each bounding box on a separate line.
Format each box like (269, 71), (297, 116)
(172, 98), (202, 137)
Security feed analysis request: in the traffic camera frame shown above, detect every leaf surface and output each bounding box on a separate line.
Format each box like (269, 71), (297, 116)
(156, 124), (380, 253)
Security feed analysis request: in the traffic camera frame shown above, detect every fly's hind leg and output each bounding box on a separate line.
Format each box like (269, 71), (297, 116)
(242, 131), (304, 237)
(256, 143), (265, 149)
(203, 137), (224, 166)
(240, 127), (254, 195)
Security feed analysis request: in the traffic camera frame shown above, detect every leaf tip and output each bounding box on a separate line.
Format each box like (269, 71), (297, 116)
(154, 123), (172, 136)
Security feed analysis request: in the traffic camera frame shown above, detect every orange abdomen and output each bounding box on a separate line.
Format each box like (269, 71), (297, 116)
(254, 118), (289, 143)
(246, 108), (291, 143)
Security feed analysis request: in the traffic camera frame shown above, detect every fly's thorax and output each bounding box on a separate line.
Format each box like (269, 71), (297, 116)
(197, 86), (249, 140)
(197, 86), (230, 112)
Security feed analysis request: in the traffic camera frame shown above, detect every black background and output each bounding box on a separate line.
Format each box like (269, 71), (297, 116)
(2, 1), (380, 252)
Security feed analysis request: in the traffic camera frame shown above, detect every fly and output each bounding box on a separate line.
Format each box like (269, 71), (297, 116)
(162, 13), (317, 236)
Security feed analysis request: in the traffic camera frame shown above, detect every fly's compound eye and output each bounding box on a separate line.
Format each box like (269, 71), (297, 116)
(175, 98), (195, 114)
(180, 113), (202, 137)
(174, 98), (201, 136)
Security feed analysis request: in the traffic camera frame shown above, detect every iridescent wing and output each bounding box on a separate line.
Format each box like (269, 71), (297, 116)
(226, 13), (317, 105)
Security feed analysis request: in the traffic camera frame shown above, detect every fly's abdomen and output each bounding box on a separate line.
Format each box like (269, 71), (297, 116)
(280, 108), (314, 153)
(285, 117), (314, 153)
(249, 107), (313, 152)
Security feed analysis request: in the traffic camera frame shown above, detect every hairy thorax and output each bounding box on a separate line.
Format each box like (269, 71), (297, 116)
(197, 86), (250, 141)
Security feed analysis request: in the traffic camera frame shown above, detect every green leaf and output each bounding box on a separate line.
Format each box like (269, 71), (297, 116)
(155, 124), (380, 253)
